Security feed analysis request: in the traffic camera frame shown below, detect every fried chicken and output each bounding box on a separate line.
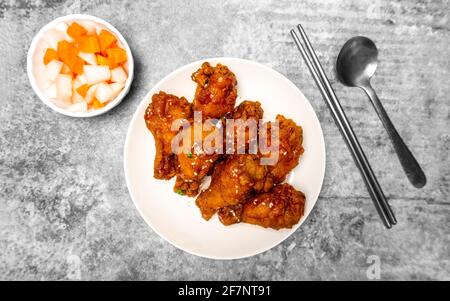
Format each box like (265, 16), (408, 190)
(261, 115), (304, 183)
(191, 62), (237, 119)
(231, 100), (264, 120)
(195, 154), (273, 220)
(214, 115), (304, 225)
(225, 100), (264, 154)
(218, 183), (306, 229)
(145, 91), (192, 180)
(145, 62), (307, 231)
(174, 123), (222, 197)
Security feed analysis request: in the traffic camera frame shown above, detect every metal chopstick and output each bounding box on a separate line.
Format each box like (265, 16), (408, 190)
(290, 25), (396, 228)
(295, 25), (397, 226)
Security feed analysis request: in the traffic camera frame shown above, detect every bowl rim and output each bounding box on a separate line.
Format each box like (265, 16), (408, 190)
(27, 14), (134, 118)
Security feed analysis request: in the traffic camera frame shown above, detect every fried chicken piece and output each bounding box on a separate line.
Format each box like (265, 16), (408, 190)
(196, 154), (273, 220)
(225, 101), (264, 154)
(217, 204), (244, 226)
(192, 62), (237, 119)
(145, 91), (192, 180)
(174, 124), (222, 197)
(218, 184), (306, 230)
(217, 115), (304, 223)
(231, 100), (264, 120)
(177, 101), (264, 198)
(261, 115), (304, 183)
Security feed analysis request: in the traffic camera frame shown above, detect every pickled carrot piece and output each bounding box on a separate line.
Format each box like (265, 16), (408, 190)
(76, 84), (90, 97)
(57, 40), (78, 69)
(60, 64), (73, 76)
(106, 48), (127, 66)
(96, 54), (117, 68)
(72, 57), (85, 75)
(43, 48), (58, 65)
(77, 35), (100, 53)
(96, 54), (110, 66)
(92, 98), (105, 109)
(67, 22), (88, 38)
(98, 29), (117, 52)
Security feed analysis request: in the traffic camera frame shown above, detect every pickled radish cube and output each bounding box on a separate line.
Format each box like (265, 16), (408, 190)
(110, 82), (125, 97)
(78, 52), (97, 65)
(110, 66), (127, 83)
(54, 22), (69, 33)
(84, 84), (98, 104)
(44, 83), (57, 99)
(54, 22), (73, 42)
(38, 77), (52, 92)
(67, 101), (88, 113)
(84, 65), (111, 85)
(54, 100), (70, 109)
(73, 77), (84, 89)
(43, 29), (66, 50)
(73, 76), (88, 94)
(78, 21), (97, 35)
(75, 74), (87, 85)
(95, 83), (115, 103)
(45, 60), (63, 82)
(56, 74), (73, 103)
(72, 89), (84, 103)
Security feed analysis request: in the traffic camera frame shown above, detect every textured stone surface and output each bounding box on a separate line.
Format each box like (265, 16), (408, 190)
(0, 0), (449, 281)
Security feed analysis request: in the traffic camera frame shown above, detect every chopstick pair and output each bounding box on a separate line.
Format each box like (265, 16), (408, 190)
(290, 24), (397, 229)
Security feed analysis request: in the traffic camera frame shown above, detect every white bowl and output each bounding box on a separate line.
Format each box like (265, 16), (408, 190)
(27, 14), (134, 118)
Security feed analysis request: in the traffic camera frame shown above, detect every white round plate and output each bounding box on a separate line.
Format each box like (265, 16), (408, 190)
(124, 58), (326, 260)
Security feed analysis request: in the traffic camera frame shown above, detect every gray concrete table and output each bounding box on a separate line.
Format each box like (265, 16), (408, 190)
(0, 0), (449, 280)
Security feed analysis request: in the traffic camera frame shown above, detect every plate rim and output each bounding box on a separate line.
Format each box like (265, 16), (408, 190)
(124, 57), (326, 260)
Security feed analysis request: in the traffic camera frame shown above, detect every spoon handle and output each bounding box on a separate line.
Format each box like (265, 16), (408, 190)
(362, 84), (427, 188)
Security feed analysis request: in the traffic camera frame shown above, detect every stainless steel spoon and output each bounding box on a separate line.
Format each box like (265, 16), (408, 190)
(336, 36), (426, 188)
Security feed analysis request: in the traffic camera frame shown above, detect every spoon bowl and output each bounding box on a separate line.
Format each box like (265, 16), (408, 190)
(337, 36), (379, 87)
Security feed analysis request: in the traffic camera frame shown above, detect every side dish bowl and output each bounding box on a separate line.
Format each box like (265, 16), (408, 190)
(27, 14), (134, 118)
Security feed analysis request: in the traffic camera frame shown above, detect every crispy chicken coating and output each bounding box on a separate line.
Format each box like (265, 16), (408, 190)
(145, 91), (192, 180)
(261, 115), (304, 183)
(225, 100), (264, 154)
(197, 114), (304, 221)
(180, 101), (264, 198)
(195, 154), (273, 220)
(218, 183), (305, 229)
(174, 124), (222, 197)
(192, 62), (237, 119)
(217, 204), (244, 226)
(231, 100), (264, 120)
(215, 115), (304, 225)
